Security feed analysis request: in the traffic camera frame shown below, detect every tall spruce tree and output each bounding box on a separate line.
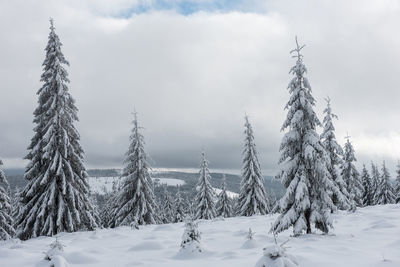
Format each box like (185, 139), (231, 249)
(272, 38), (336, 235)
(111, 112), (157, 226)
(0, 160), (15, 240)
(376, 161), (395, 205)
(370, 162), (380, 205)
(321, 98), (349, 210)
(237, 116), (269, 216)
(395, 161), (400, 204)
(195, 151), (216, 220)
(361, 164), (373, 206)
(216, 174), (232, 218)
(340, 136), (362, 209)
(16, 20), (97, 240)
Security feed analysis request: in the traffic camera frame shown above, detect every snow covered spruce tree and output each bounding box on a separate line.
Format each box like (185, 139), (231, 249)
(370, 162), (381, 205)
(237, 116), (269, 216)
(271, 38), (337, 235)
(376, 161), (395, 205)
(195, 151), (216, 220)
(110, 112), (158, 226)
(179, 217), (202, 254)
(0, 160), (15, 240)
(216, 174), (232, 218)
(396, 161), (400, 204)
(340, 136), (362, 210)
(174, 189), (186, 223)
(16, 20), (98, 240)
(361, 164), (373, 206)
(321, 97), (349, 210)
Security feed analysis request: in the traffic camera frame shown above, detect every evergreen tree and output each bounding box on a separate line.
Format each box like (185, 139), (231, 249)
(174, 189), (186, 223)
(272, 38), (336, 235)
(180, 217), (202, 254)
(100, 180), (120, 227)
(395, 161), (400, 204)
(0, 160), (15, 240)
(195, 151), (216, 220)
(111, 112), (157, 226)
(11, 186), (21, 224)
(340, 136), (362, 209)
(237, 116), (269, 216)
(161, 187), (174, 223)
(321, 98), (349, 210)
(376, 161), (395, 205)
(16, 20), (97, 240)
(216, 174), (232, 218)
(360, 164), (373, 206)
(370, 162), (380, 205)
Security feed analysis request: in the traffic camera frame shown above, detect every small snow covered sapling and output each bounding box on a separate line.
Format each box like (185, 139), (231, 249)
(180, 217), (202, 254)
(45, 238), (65, 260)
(242, 228), (258, 249)
(255, 232), (298, 267)
(44, 238), (69, 267)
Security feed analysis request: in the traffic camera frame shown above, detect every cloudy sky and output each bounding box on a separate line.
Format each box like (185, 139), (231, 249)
(1, 0), (400, 175)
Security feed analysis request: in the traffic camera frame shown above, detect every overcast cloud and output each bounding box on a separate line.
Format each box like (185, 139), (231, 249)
(1, 0), (400, 175)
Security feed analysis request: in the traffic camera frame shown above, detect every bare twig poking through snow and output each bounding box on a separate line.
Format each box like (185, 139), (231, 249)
(242, 228), (258, 249)
(248, 228), (254, 240)
(44, 238), (69, 267)
(179, 217), (202, 255)
(255, 231), (298, 267)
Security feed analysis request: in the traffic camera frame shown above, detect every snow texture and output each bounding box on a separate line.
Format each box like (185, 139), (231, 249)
(1, 205), (399, 266)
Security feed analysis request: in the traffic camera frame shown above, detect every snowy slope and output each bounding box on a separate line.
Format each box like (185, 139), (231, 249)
(1, 205), (399, 267)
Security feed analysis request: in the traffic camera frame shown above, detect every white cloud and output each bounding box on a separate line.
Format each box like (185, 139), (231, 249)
(0, 0), (400, 175)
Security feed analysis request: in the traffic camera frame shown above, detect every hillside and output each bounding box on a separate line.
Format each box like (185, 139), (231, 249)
(1, 205), (399, 266)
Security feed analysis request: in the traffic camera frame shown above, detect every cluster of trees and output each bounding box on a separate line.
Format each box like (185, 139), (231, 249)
(0, 22), (400, 242)
(271, 37), (400, 236)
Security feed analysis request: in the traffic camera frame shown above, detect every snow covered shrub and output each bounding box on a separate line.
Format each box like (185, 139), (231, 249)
(179, 217), (202, 255)
(255, 234), (298, 267)
(44, 238), (69, 267)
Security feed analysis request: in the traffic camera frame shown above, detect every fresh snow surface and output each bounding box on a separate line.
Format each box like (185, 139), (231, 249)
(88, 177), (185, 194)
(153, 177), (186, 186)
(1, 205), (399, 267)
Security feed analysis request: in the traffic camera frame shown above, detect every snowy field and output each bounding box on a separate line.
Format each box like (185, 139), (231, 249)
(1, 205), (399, 267)
(88, 177), (186, 194)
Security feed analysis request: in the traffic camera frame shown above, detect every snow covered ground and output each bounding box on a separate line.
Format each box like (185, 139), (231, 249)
(1, 205), (399, 267)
